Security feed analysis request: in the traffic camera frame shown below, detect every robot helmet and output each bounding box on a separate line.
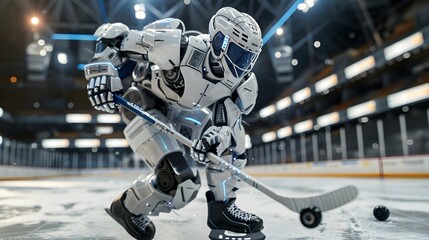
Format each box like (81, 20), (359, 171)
(209, 7), (263, 79)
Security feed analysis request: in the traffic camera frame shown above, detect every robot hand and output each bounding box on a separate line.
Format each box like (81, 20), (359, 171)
(191, 126), (232, 164)
(87, 76), (123, 113)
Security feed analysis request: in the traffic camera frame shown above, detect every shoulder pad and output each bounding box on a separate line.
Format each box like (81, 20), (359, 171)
(94, 23), (129, 39)
(236, 72), (258, 115)
(144, 18), (185, 31)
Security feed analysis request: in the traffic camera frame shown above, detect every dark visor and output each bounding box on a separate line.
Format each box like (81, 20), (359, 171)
(211, 31), (225, 56)
(226, 42), (256, 70)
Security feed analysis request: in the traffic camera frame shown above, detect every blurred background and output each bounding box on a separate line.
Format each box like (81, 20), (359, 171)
(0, 0), (428, 177)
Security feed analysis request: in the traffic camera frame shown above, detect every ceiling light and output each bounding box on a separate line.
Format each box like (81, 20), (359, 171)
(294, 120), (313, 134)
(66, 114), (92, 123)
(96, 126), (114, 135)
(315, 74), (338, 93)
(105, 138), (129, 148)
(57, 52), (68, 64)
(41, 139), (70, 148)
(277, 126), (292, 138)
(344, 55), (375, 79)
(276, 97), (292, 111)
(74, 139), (100, 148)
(292, 87), (311, 103)
(30, 16), (40, 26)
(346, 100), (376, 120)
(387, 83), (429, 108)
(262, 131), (276, 143)
(317, 112), (340, 127)
(97, 114), (122, 123)
(276, 28), (284, 36)
(313, 41), (321, 48)
(259, 105), (276, 118)
(384, 32), (423, 61)
(291, 59), (298, 66)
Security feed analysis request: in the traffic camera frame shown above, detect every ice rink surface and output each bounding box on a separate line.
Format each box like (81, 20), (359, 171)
(0, 171), (428, 240)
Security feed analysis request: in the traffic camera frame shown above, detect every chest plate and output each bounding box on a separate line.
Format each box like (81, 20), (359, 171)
(177, 35), (239, 109)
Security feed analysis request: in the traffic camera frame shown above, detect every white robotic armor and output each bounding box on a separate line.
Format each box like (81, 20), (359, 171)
(236, 72), (258, 115)
(178, 36), (237, 109)
(143, 18), (184, 31)
(123, 111), (183, 170)
(141, 65), (181, 104)
(221, 98), (247, 154)
(143, 29), (182, 70)
(121, 30), (149, 57)
(94, 23), (129, 39)
(167, 106), (211, 140)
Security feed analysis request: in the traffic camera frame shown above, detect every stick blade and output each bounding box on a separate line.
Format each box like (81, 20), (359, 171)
(282, 185), (358, 213)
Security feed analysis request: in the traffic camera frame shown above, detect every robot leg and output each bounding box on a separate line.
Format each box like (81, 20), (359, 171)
(205, 152), (264, 238)
(205, 152), (247, 201)
(122, 113), (201, 216)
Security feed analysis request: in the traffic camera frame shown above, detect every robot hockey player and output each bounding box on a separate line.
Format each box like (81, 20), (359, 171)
(84, 7), (264, 240)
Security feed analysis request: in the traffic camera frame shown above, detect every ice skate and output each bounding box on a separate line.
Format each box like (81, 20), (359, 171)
(206, 191), (266, 240)
(105, 192), (156, 240)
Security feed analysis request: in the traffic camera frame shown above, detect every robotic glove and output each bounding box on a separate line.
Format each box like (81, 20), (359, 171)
(87, 75), (123, 113)
(191, 126), (233, 164)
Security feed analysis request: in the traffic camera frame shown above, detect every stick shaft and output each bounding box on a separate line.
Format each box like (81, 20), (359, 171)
(114, 94), (283, 202)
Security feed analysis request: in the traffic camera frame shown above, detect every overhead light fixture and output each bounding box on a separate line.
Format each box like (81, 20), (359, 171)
(97, 114), (122, 123)
(30, 16), (40, 26)
(344, 55), (375, 79)
(292, 87), (311, 103)
(276, 28), (284, 36)
(291, 59), (298, 66)
(245, 134), (252, 149)
(0, 136), (3, 145)
(313, 41), (321, 48)
(346, 100), (376, 120)
(298, 0), (317, 13)
(387, 83), (429, 108)
(315, 74), (338, 93)
(294, 119), (313, 134)
(74, 139), (101, 148)
(66, 114), (92, 123)
(41, 139), (70, 148)
(96, 126), (114, 135)
(262, 131), (276, 143)
(259, 105), (276, 118)
(277, 126), (292, 138)
(57, 52), (68, 64)
(274, 51), (282, 58)
(134, 3), (146, 19)
(105, 138), (129, 148)
(0, 107), (3, 118)
(276, 96), (292, 111)
(384, 32), (424, 61)
(317, 112), (340, 127)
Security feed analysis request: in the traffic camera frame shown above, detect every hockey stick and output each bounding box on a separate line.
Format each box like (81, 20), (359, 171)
(113, 94), (358, 213)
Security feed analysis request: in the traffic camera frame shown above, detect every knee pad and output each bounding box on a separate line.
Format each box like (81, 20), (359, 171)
(123, 152), (200, 216)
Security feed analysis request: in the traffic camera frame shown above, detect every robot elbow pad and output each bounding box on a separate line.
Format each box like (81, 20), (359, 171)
(236, 73), (258, 115)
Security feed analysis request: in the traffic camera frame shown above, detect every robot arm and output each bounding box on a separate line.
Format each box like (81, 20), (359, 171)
(84, 20), (184, 112)
(191, 72), (258, 162)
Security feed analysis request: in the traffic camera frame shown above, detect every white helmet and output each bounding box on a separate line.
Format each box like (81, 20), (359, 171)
(209, 7), (263, 80)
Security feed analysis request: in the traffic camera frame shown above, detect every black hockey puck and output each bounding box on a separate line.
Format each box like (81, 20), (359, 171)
(373, 205), (389, 221)
(300, 205), (322, 228)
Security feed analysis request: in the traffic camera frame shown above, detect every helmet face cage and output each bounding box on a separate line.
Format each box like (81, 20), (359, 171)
(209, 7), (262, 79)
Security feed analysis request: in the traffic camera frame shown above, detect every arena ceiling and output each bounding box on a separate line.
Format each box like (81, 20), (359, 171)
(0, 0), (418, 144)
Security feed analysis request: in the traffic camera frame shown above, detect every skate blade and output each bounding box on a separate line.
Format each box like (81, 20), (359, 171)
(209, 229), (266, 240)
(105, 208), (122, 225)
